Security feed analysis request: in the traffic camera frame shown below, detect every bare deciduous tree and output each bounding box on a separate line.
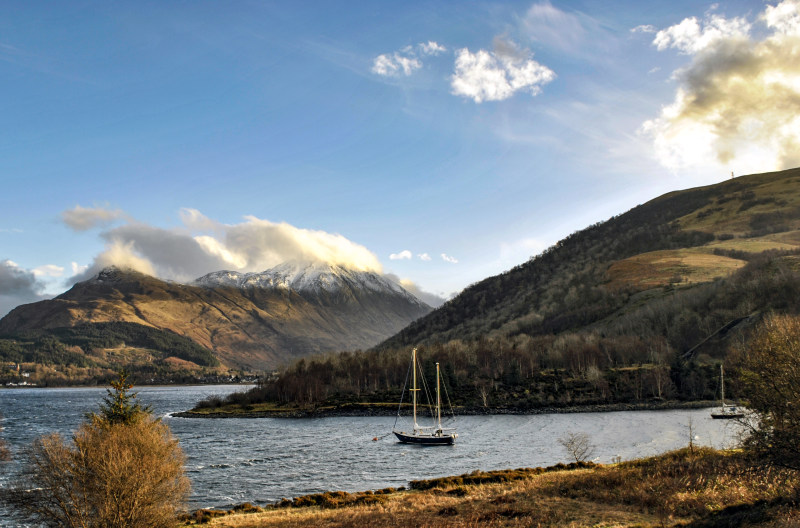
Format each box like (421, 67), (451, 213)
(735, 314), (800, 471)
(558, 431), (595, 463)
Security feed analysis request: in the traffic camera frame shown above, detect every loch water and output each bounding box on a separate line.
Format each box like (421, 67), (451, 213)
(0, 385), (743, 516)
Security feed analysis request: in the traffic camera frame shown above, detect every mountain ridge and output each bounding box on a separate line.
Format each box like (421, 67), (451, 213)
(0, 262), (432, 371)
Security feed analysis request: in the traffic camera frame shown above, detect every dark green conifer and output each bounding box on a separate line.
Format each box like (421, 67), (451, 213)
(91, 370), (151, 425)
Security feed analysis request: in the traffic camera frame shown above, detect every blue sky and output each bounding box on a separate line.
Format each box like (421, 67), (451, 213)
(2, 0), (799, 315)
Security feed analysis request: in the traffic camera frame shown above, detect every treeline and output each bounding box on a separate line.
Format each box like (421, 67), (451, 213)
(0, 322), (219, 368)
(200, 335), (721, 411)
(200, 251), (800, 411)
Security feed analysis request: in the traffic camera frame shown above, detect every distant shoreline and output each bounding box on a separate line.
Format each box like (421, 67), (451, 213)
(172, 400), (719, 419)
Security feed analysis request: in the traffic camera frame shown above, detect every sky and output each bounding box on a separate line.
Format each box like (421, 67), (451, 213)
(3, 0), (800, 316)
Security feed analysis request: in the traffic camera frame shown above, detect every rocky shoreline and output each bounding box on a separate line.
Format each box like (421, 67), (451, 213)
(172, 400), (719, 419)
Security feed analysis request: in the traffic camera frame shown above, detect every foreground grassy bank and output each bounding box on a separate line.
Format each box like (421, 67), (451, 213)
(181, 447), (799, 527)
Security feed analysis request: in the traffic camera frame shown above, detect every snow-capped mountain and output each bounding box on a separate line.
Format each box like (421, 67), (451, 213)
(0, 264), (432, 371)
(194, 261), (423, 306)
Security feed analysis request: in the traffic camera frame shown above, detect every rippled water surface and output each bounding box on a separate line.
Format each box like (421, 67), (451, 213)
(0, 385), (743, 518)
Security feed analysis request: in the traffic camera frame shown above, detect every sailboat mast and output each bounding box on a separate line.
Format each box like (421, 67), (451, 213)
(436, 362), (441, 429)
(720, 364), (725, 404)
(412, 348), (418, 429)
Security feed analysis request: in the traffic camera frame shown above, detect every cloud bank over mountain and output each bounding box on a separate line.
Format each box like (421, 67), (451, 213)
(62, 207), (445, 306)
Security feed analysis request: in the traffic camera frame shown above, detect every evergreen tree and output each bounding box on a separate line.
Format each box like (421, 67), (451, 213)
(92, 370), (150, 425)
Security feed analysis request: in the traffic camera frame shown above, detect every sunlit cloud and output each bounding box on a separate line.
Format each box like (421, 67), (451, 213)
(641, 0), (800, 173)
(441, 253), (459, 264)
(62, 205), (124, 231)
(450, 37), (555, 103)
(64, 207), (384, 283)
(383, 272), (445, 307)
(32, 264), (64, 278)
(418, 253), (431, 261)
(71, 261), (89, 276)
(389, 250), (413, 260)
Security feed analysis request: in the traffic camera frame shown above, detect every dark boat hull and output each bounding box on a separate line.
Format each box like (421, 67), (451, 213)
(393, 431), (456, 445)
(711, 405), (744, 419)
(711, 412), (744, 419)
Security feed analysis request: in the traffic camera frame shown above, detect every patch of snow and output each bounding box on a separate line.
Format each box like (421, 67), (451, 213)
(192, 261), (426, 306)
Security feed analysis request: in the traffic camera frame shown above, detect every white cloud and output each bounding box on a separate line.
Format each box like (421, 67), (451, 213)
(67, 207), (384, 283)
(450, 38), (555, 103)
(371, 41), (445, 77)
(642, 0), (800, 173)
(441, 253), (459, 264)
(763, 0), (800, 35)
(418, 253), (431, 261)
(631, 24), (657, 34)
(371, 53), (421, 76)
(389, 250), (413, 260)
(0, 259), (49, 317)
(179, 208), (219, 232)
(61, 205), (124, 231)
(71, 261), (89, 276)
(32, 264), (64, 278)
(653, 14), (750, 54)
(419, 41), (446, 55)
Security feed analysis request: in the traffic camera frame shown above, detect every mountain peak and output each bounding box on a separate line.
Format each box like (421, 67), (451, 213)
(192, 261), (422, 305)
(93, 266), (146, 283)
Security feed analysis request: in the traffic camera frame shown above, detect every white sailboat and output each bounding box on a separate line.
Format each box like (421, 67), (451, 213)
(392, 348), (457, 445)
(711, 364), (744, 419)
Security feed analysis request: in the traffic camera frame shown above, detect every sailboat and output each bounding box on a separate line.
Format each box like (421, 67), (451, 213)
(393, 348), (458, 445)
(711, 364), (744, 419)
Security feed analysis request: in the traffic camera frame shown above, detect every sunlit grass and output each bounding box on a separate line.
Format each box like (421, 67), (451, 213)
(606, 248), (746, 289)
(183, 447), (800, 527)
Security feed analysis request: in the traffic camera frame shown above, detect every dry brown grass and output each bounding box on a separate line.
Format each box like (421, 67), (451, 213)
(606, 249), (746, 290)
(186, 448), (799, 528)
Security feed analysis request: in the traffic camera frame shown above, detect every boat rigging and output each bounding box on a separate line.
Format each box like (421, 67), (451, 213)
(392, 348), (458, 445)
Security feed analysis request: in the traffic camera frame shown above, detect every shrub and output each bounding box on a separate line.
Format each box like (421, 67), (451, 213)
(558, 431), (595, 463)
(3, 373), (190, 527)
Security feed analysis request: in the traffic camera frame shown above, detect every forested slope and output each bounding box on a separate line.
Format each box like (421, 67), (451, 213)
(381, 168), (800, 349)
(198, 168), (800, 412)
